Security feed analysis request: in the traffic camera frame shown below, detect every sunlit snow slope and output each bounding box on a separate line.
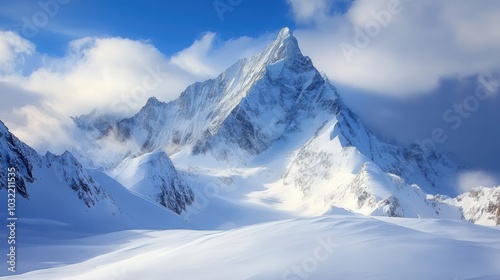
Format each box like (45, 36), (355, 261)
(2, 216), (500, 279)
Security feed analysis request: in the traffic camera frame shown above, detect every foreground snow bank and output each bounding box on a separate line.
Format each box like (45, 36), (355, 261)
(4, 216), (500, 280)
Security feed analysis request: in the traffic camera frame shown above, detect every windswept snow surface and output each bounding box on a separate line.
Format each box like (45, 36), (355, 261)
(2, 216), (500, 280)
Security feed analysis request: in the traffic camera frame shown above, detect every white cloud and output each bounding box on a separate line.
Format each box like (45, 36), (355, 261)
(287, 0), (334, 23)
(0, 31), (35, 73)
(171, 32), (218, 77)
(8, 105), (75, 154)
(457, 171), (499, 193)
(289, 0), (500, 95)
(0, 30), (272, 153)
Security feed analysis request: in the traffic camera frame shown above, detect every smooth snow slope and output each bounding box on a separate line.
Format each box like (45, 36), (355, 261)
(2, 216), (500, 280)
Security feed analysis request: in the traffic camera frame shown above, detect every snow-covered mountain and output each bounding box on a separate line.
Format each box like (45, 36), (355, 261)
(2, 26), (500, 279)
(0, 120), (110, 207)
(0, 121), (189, 232)
(0, 121), (40, 199)
(72, 27), (499, 226)
(450, 186), (500, 225)
(74, 27), (338, 164)
(110, 150), (194, 214)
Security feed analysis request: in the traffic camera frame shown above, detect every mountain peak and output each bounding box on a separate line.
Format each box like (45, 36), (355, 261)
(145, 96), (162, 106)
(277, 27), (292, 39)
(0, 120), (9, 135)
(259, 27), (303, 66)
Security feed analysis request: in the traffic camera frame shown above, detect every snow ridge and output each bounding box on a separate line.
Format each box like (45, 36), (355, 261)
(110, 150), (194, 214)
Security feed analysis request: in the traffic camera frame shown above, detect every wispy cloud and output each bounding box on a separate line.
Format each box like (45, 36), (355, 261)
(287, 0), (334, 23)
(0, 30), (35, 73)
(457, 171), (499, 192)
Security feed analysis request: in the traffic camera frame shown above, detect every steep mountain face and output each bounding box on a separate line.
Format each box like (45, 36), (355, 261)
(332, 105), (461, 195)
(74, 27), (339, 164)
(44, 151), (113, 208)
(0, 121), (189, 231)
(0, 121), (112, 207)
(73, 28), (497, 225)
(263, 105), (463, 217)
(451, 186), (500, 226)
(257, 116), (462, 219)
(0, 121), (41, 198)
(110, 150), (194, 214)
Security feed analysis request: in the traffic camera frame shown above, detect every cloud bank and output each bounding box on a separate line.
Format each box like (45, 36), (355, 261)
(457, 171), (499, 193)
(289, 0), (500, 95)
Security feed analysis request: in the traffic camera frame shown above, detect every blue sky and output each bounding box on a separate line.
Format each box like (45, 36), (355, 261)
(0, 0), (297, 56)
(0, 0), (499, 187)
